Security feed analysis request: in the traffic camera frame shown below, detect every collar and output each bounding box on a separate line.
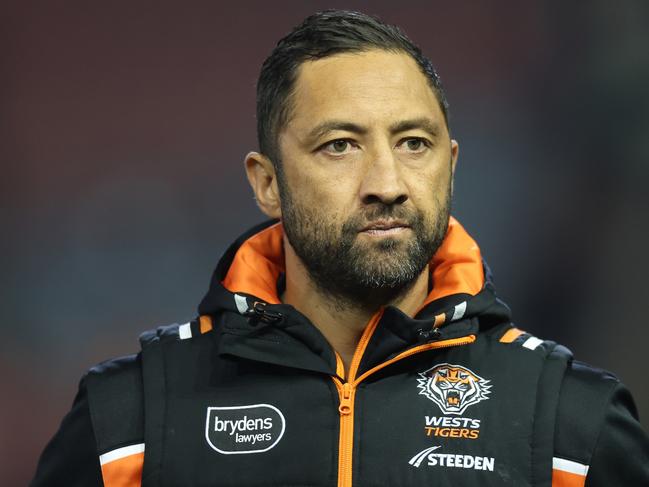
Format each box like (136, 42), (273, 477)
(197, 218), (509, 377)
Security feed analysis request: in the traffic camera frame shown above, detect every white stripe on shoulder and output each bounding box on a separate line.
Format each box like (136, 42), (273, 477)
(99, 443), (145, 466)
(178, 322), (192, 340)
(451, 301), (467, 321)
(522, 336), (544, 350)
(552, 457), (589, 476)
(234, 294), (249, 314)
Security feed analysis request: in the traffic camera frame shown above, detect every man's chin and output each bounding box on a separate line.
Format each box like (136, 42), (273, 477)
(353, 234), (410, 253)
(350, 251), (423, 284)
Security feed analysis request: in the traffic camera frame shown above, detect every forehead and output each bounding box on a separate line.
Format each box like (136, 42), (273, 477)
(284, 49), (445, 134)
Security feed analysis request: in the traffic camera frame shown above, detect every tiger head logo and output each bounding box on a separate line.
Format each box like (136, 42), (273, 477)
(417, 363), (491, 415)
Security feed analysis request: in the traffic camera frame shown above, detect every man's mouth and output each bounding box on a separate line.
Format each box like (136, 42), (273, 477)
(360, 220), (410, 236)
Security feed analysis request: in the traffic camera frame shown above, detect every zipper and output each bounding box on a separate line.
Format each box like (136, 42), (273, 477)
(333, 310), (381, 487)
(335, 379), (354, 487)
(355, 334), (476, 384)
(332, 311), (476, 487)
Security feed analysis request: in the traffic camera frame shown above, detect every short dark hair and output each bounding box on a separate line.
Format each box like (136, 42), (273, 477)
(256, 9), (450, 168)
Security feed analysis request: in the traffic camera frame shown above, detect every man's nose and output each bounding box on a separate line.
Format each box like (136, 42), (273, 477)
(358, 143), (408, 206)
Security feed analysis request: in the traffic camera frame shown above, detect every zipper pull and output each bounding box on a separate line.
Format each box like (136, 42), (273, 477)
(417, 327), (442, 342)
(338, 382), (353, 415)
(244, 301), (283, 324)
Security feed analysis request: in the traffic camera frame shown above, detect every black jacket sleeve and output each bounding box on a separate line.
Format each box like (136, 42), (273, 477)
(585, 382), (649, 486)
(556, 360), (649, 486)
(30, 377), (104, 487)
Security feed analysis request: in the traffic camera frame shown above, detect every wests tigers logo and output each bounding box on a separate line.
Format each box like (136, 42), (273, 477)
(417, 363), (491, 415)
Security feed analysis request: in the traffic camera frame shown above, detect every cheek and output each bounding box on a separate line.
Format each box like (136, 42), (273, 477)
(290, 168), (358, 211)
(409, 167), (451, 201)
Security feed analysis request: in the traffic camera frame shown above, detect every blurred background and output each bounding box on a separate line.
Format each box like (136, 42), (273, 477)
(2, 1), (648, 483)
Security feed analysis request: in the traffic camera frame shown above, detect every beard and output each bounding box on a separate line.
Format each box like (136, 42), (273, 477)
(278, 175), (451, 310)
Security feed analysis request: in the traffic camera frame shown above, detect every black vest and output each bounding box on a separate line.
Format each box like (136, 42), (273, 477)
(86, 316), (584, 487)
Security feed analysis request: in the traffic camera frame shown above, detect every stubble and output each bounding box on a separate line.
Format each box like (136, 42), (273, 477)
(278, 173), (451, 311)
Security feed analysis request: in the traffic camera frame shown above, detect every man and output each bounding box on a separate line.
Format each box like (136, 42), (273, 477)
(32, 9), (649, 487)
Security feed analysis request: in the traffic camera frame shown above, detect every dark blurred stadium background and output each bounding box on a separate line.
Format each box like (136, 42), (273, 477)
(2, 1), (648, 484)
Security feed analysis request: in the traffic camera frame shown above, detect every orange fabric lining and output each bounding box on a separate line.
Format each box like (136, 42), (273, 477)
(222, 222), (285, 304)
(101, 452), (143, 487)
(334, 352), (346, 378)
(420, 217), (484, 308)
(199, 315), (213, 334)
(222, 217), (484, 306)
(433, 314), (446, 327)
(552, 469), (587, 487)
(500, 327), (525, 343)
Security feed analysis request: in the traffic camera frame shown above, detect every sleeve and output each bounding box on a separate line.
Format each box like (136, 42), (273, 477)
(30, 376), (104, 487)
(585, 382), (649, 486)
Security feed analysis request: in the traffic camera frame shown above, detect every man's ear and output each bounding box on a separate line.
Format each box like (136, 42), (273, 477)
(244, 151), (282, 218)
(450, 139), (459, 194)
(450, 139), (459, 175)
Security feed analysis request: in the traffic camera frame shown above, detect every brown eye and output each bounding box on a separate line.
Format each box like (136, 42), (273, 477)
(332, 140), (348, 152)
(406, 139), (422, 151)
(318, 139), (358, 157)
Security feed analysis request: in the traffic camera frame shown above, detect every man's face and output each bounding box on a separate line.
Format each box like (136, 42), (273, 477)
(276, 49), (457, 306)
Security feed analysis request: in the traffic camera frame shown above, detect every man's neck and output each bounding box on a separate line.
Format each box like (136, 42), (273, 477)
(280, 238), (430, 376)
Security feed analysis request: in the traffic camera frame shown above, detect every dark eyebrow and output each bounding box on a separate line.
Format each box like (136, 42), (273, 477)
(389, 118), (441, 138)
(306, 117), (441, 142)
(307, 120), (368, 141)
